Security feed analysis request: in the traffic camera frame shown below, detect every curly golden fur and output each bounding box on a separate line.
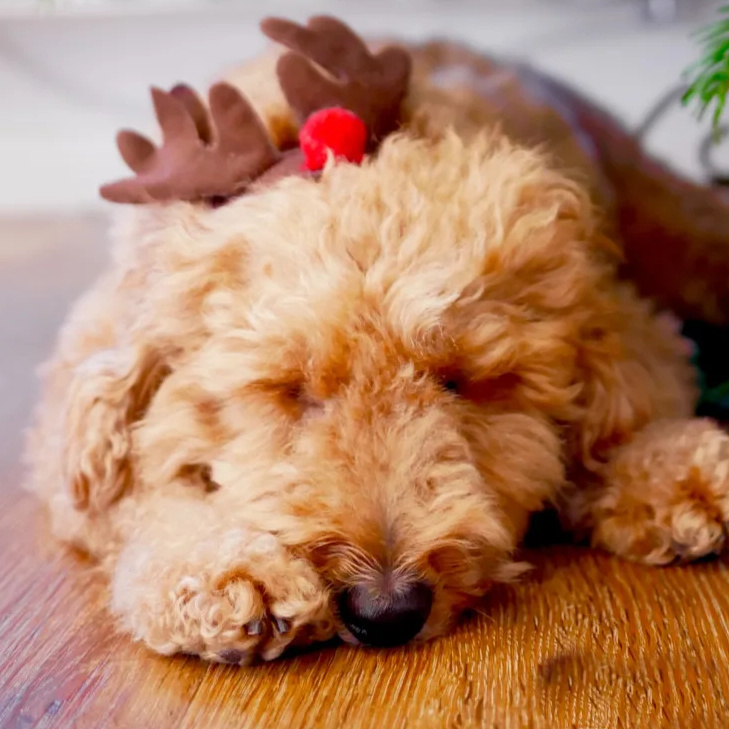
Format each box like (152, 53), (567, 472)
(25, 38), (729, 664)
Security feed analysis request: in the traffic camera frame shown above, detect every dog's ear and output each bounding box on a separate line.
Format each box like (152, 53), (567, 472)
(574, 324), (652, 469)
(471, 164), (689, 470)
(572, 293), (693, 471)
(62, 345), (170, 513)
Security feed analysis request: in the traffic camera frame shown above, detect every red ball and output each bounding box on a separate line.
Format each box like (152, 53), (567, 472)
(299, 107), (368, 172)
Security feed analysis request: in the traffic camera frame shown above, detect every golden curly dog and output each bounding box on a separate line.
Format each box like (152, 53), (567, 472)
(25, 17), (729, 665)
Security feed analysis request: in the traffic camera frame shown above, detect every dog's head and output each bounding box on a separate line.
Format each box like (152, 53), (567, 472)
(133, 130), (611, 647)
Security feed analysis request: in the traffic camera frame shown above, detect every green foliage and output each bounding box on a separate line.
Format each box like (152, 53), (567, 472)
(683, 5), (729, 133)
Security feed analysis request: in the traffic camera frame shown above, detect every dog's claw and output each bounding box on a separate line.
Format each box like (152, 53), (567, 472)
(246, 619), (264, 636)
(670, 538), (690, 560)
(671, 534), (725, 563)
(273, 617), (291, 634)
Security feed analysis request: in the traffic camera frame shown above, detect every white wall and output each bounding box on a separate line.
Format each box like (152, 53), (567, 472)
(0, 0), (724, 214)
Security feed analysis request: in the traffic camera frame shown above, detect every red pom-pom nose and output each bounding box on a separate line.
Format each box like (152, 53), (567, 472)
(299, 108), (368, 172)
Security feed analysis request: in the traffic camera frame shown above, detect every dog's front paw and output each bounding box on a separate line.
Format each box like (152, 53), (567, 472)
(592, 421), (729, 565)
(112, 529), (335, 663)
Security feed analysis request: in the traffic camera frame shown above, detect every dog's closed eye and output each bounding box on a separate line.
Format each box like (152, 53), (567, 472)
(436, 368), (521, 403)
(281, 382), (326, 416)
(179, 463), (220, 493)
(251, 378), (327, 419)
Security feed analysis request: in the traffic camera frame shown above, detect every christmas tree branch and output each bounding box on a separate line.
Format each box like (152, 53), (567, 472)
(683, 5), (729, 133)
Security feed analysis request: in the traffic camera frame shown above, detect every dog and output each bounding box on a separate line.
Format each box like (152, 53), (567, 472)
(25, 16), (729, 665)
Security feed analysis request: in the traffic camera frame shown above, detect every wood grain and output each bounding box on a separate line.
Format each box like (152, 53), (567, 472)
(2, 215), (729, 729)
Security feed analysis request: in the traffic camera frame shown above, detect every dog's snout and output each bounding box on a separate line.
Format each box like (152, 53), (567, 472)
(337, 580), (433, 647)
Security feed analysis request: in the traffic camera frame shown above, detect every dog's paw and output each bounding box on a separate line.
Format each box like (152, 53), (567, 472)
(592, 421), (729, 566)
(112, 529), (335, 663)
(593, 489), (728, 566)
(664, 498), (726, 563)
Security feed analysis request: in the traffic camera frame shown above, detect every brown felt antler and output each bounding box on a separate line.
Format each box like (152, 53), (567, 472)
(261, 15), (412, 142)
(101, 15), (413, 206)
(100, 82), (282, 204)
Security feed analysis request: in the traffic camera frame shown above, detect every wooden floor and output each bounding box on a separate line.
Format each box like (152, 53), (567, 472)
(2, 215), (729, 729)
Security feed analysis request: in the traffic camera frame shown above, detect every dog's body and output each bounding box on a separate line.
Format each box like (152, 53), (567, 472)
(26, 28), (729, 664)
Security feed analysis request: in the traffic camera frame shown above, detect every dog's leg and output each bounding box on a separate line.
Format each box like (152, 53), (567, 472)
(575, 419), (729, 565)
(109, 493), (334, 664)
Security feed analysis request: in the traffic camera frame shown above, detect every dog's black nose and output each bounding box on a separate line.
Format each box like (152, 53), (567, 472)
(338, 581), (433, 647)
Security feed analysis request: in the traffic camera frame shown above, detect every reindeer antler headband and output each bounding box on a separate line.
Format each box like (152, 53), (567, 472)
(100, 16), (412, 206)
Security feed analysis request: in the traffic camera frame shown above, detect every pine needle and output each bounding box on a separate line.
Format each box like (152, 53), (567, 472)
(683, 5), (729, 136)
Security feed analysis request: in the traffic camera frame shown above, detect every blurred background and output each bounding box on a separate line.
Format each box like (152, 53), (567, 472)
(0, 0), (726, 215)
